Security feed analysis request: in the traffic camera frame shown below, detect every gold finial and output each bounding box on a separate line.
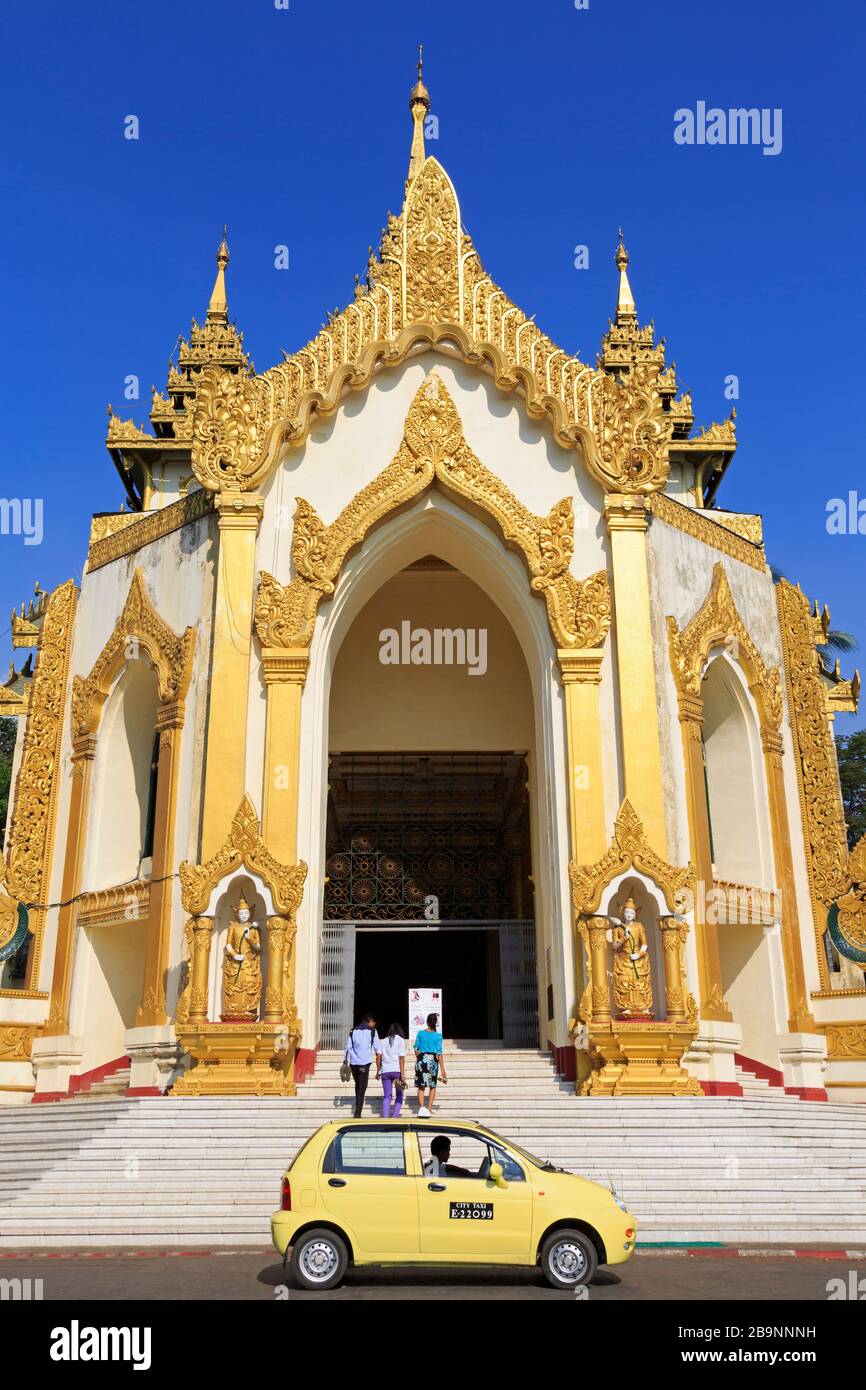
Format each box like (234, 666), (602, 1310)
(407, 43), (429, 187)
(206, 226), (230, 323)
(410, 43), (429, 106)
(614, 228), (637, 324)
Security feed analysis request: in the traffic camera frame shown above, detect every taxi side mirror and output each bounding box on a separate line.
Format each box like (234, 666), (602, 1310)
(488, 1161), (508, 1189)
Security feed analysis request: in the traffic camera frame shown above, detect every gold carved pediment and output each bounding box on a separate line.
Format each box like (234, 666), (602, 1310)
(667, 561), (783, 732)
(253, 374), (612, 660)
(72, 569), (196, 740)
(569, 798), (696, 915)
(179, 795), (307, 918)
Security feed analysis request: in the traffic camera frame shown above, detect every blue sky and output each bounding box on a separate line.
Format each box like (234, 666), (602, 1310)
(1, 0), (863, 728)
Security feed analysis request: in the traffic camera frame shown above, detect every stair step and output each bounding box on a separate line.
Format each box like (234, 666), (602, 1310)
(2, 1046), (863, 1247)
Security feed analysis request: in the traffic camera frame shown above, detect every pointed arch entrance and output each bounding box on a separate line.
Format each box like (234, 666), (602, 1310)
(325, 555), (537, 1044)
(294, 490), (572, 1054)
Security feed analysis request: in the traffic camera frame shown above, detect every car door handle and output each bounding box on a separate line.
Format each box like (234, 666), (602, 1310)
(328, 1178), (347, 1188)
(427, 1182), (447, 1192)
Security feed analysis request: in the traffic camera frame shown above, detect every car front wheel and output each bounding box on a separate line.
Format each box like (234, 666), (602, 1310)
(540, 1228), (598, 1290)
(289, 1228), (349, 1291)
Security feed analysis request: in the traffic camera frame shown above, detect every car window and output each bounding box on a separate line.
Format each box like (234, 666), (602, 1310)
(419, 1130), (525, 1182)
(325, 1128), (407, 1176)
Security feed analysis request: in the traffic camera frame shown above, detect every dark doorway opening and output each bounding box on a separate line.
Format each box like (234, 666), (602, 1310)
(352, 928), (501, 1039)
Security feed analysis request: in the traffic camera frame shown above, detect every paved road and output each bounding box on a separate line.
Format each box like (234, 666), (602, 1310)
(2, 1250), (863, 1300)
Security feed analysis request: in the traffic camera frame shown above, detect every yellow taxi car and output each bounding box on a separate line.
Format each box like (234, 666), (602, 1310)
(271, 1118), (636, 1290)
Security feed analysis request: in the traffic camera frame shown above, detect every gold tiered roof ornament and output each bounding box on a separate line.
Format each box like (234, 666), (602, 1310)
(10, 583), (47, 649)
(103, 58), (750, 511)
(107, 228), (249, 506)
(0, 656), (33, 716)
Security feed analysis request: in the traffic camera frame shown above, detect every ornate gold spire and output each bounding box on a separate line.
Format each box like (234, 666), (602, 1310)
(207, 227), (230, 324)
(615, 228), (637, 325)
(407, 44), (429, 187)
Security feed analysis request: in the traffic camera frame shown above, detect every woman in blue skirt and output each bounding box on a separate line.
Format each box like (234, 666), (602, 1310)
(414, 1012), (447, 1116)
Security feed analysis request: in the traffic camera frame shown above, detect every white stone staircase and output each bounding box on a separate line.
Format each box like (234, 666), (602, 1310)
(734, 1063), (789, 1100)
(1, 1041), (864, 1249)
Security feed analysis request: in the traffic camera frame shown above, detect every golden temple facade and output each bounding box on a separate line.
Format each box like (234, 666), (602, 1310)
(2, 68), (865, 1105)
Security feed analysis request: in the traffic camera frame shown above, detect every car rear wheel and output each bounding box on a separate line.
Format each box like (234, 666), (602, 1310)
(540, 1228), (598, 1290)
(289, 1228), (349, 1291)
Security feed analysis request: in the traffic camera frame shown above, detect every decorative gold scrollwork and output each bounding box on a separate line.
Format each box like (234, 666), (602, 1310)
(667, 562), (783, 731)
(179, 795), (307, 918)
(254, 374), (612, 661)
(71, 570), (195, 741)
(569, 798), (695, 916)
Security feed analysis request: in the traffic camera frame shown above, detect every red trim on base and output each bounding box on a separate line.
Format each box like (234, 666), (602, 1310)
(735, 1051), (827, 1102)
(734, 1051), (784, 1087)
(294, 1046), (318, 1084)
(699, 1080), (744, 1096)
(33, 1055), (132, 1103)
(126, 1087), (161, 1098)
(548, 1042), (576, 1081)
(68, 1055), (131, 1097)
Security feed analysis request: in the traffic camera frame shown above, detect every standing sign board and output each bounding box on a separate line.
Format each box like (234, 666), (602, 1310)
(408, 987), (443, 1044)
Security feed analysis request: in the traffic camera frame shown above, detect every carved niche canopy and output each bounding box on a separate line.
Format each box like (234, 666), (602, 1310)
(187, 151), (672, 499)
(71, 569), (196, 740)
(253, 373), (612, 658)
(569, 798), (696, 916)
(667, 561), (783, 731)
(179, 795), (308, 918)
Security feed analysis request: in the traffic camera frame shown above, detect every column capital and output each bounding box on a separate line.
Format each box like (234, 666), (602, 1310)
(604, 493), (651, 533)
(761, 727), (785, 760)
(155, 700), (185, 732)
(215, 490), (264, 532)
(71, 734), (98, 762)
(261, 647), (310, 685)
(557, 648), (604, 684)
(678, 693), (705, 726)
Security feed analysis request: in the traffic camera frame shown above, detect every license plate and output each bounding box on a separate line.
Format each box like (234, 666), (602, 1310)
(449, 1201), (493, 1220)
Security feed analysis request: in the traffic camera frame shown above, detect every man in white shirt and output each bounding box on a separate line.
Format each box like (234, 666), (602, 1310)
(422, 1135), (472, 1177)
(423, 1135), (451, 1176)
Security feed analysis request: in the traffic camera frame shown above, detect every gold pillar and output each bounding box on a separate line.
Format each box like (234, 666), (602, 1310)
(200, 491), (263, 860)
(585, 915), (612, 1026)
(604, 495), (667, 857)
(264, 916), (289, 1024)
(557, 649), (607, 865)
(188, 917), (214, 1023)
(261, 648), (309, 865)
(677, 694), (731, 1022)
(761, 728), (816, 1033)
(659, 916), (688, 1022)
(43, 736), (96, 1037)
(137, 701), (184, 1026)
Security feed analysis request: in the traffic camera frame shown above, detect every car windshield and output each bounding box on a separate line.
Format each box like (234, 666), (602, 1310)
(481, 1128), (558, 1171)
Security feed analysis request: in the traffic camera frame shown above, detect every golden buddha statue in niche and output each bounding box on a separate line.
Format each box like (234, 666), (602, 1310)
(611, 896), (654, 1018)
(221, 895), (262, 1021)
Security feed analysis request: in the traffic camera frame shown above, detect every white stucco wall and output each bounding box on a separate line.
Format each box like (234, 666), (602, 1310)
(648, 515), (827, 1028)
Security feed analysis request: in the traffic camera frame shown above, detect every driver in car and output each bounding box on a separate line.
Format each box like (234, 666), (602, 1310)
(423, 1135), (472, 1177)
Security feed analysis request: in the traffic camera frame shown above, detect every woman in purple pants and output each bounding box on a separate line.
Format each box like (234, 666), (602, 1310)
(376, 1023), (407, 1117)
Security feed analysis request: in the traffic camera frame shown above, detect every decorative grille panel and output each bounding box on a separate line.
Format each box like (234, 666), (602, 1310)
(319, 922), (356, 1049)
